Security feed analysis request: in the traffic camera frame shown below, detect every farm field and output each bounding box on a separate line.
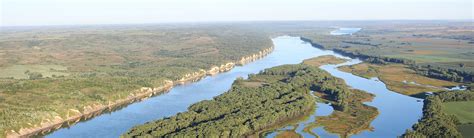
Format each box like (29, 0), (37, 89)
(296, 21), (474, 83)
(442, 101), (474, 124)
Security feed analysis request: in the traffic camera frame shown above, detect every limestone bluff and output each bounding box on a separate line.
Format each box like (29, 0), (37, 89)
(6, 45), (274, 138)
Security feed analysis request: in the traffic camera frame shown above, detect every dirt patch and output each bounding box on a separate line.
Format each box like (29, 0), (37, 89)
(303, 55), (347, 67)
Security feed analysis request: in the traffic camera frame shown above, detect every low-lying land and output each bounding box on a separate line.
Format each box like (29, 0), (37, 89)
(123, 56), (377, 137)
(302, 55), (347, 67)
(0, 24), (274, 137)
(2, 21), (473, 137)
(122, 56), (371, 137)
(339, 62), (459, 95)
(442, 101), (474, 124)
(305, 89), (377, 138)
(296, 21), (474, 84)
(300, 56), (378, 137)
(403, 90), (474, 137)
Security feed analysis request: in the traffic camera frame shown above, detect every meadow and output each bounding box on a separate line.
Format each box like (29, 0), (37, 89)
(403, 90), (474, 137)
(339, 63), (459, 95)
(295, 21), (474, 83)
(442, 101), (474, 124)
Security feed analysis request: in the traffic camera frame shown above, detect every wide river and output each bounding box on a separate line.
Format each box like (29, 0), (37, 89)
(47, 36), (422, 138)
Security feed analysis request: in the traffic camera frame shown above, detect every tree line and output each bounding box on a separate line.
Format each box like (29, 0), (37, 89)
(122, 64), (357, 137)
(403, 90), (474, 137)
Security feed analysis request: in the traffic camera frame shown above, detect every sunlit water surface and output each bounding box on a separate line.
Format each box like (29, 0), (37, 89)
(47, 36), (422, 138)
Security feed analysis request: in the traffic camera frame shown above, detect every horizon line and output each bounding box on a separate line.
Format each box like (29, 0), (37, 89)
(1, 19), (473, 28)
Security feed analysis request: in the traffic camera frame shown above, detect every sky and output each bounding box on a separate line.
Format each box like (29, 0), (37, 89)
(1, 0), (473, 26)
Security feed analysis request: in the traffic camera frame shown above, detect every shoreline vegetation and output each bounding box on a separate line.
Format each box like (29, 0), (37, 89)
(301, 56), (378, 138)
(5, 46), (274, 138)
(402, 90), (474, 137)
(297, 26), (473, 137)
(338, 62), (460, 96)
(122, 56), (378, 137)
(0, 25), (275, 137)
(297, 21), (473, 85)
(1, 21), (472, 138)
(300, 36), (473, 84)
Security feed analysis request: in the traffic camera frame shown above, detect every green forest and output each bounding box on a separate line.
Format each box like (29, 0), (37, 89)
(1, 21), (473, 137)
(123, 58), (375, 137)
(0, 24), (273, 137)
(403, 90), (474, 137)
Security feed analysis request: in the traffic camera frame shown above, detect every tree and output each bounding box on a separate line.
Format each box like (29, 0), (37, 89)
(26, 72), (43, 80)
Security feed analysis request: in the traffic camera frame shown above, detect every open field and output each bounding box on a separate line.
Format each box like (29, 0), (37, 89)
(302, 55), (347, 67)
(0, 24), (273, 137)
(442, 101), (474, 124)
(403, 91), (474, 137)
(339, 63), (459, 95)
(458, 124), (474, 138)
(0, 65), (69, 79)
(295, 21), (474, 83)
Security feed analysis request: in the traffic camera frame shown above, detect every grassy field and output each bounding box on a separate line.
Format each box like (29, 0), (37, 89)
(439, 92), (474, 138)
(295, 21), (474, 83)
(1, 21), (472, 137)
(442, 101), (474, 124)
(302, 55), (347, 67)
(457, 124), (474, 138)
(0, 65), (69, 79)
(0, 24), (273, 137)
(403, 91), (473, 137)
(339, 63), (459, 95)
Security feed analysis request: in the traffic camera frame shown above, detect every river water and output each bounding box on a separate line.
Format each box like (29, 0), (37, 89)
(47, 36), (422, 138)
(330, 28), (362, 35)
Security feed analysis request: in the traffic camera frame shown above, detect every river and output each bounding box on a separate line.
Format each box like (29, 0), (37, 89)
(330, 28), (362, 35)
(47, 36), (422, 137)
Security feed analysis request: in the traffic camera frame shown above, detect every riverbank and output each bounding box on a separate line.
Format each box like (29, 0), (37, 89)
(36, 36), (423, 137)
(5, 46), (274, 138)
(338, 62), (459, 96)
(264, 56), (378, 138)
(403, 90), (474, 137)
(299, 35), (474, 83)
(122, 56), (376, 137)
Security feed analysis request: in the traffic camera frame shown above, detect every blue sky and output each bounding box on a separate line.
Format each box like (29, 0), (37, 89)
(1, 0), (473, 26)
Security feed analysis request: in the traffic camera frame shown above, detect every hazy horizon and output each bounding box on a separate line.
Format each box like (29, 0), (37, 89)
(1, 0), (473, 27)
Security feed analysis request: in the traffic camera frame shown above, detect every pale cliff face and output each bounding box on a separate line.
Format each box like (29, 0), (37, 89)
(6, 46), (275, 138)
